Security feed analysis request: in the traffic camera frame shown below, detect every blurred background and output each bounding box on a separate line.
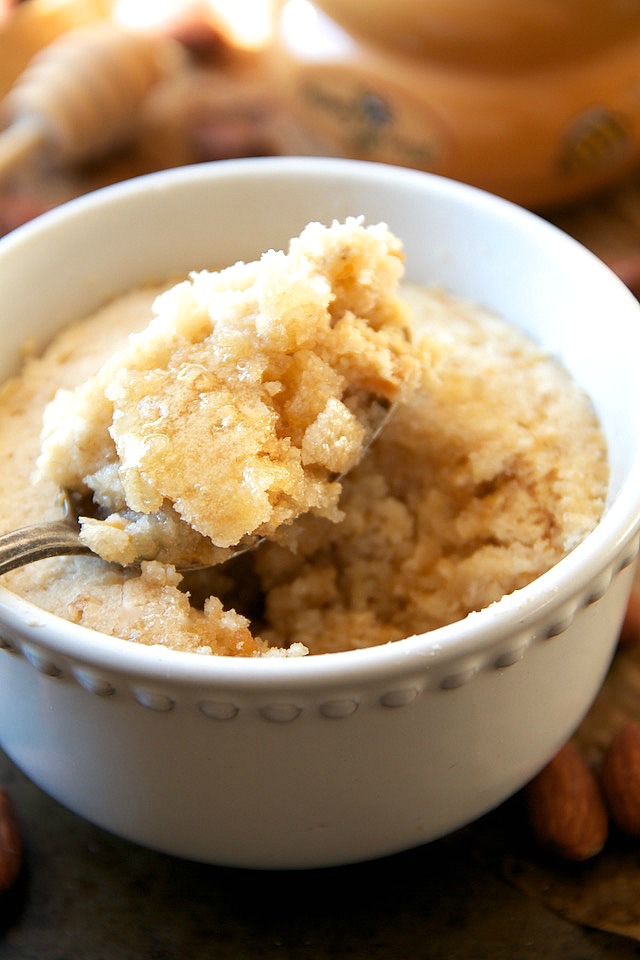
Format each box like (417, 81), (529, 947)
(3, 0), (640, 293)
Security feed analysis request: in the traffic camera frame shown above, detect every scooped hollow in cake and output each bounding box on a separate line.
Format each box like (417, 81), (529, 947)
(34, 218), (426, 568)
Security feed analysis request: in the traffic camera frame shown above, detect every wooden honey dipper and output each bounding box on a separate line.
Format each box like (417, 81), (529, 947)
(0, 20), (184, 177)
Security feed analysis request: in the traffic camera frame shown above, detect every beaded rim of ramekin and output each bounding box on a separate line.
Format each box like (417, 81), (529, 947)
(0, 523), (637, 715)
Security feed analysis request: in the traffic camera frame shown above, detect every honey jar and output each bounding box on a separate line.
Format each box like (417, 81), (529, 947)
(271, 0), (640, 208)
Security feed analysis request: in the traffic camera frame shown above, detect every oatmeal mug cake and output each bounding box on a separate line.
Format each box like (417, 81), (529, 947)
(0, 218), (608, 656)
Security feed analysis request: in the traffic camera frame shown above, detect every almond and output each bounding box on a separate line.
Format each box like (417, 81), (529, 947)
(618, 590), (640, 647)
(525, 740), (609, 860)
(0, 788), (22, 893)
(600, 721), (640, 836)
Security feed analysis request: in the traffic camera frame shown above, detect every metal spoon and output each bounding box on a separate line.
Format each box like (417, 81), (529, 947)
(0, 492), (93, 575)
(0, 400), (395, 576)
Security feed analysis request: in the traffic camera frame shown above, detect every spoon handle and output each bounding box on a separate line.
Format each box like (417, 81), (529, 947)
(0, 520), (93, 575)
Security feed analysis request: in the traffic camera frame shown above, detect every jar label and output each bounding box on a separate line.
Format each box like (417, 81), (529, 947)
(295, 67), (450, 170)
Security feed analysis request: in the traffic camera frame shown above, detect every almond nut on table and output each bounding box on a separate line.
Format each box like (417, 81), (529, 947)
(600, 721), (640, 838)
(618, 590), (640, 647)
(525, 740), (609, 861)
(0, 787), (23, 894)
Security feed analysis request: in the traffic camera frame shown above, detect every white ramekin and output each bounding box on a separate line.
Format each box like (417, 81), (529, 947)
(0, 157), (639, 869)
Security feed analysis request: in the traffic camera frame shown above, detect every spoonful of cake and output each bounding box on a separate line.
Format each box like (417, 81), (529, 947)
(0, 218), (424, 575)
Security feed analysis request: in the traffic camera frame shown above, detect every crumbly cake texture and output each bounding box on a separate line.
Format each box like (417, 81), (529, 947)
(0, 228), (608, 656)
(34, 218), (423, 569)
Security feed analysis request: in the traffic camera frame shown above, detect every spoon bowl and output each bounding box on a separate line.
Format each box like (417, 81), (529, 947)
(0, 400), (396, 575)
